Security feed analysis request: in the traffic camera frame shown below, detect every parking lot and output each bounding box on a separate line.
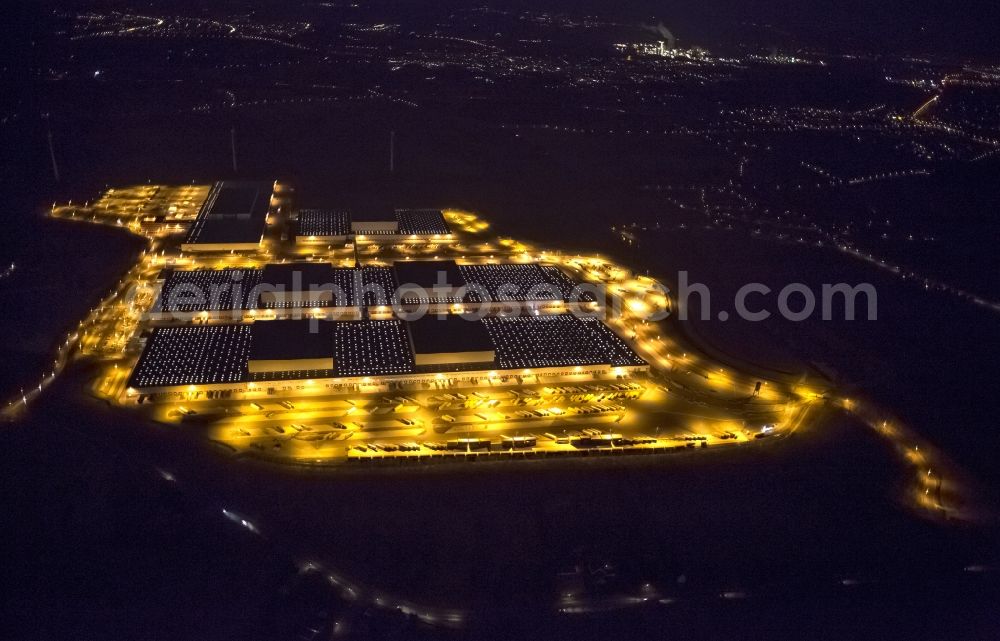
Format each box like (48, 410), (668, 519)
(132, 374), (794, 464)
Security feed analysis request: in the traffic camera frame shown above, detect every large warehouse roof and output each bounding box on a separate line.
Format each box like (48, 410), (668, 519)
(407, 314), (495, 355)
(359, 267), (397, 306)
(296, 209), (351, 238)
(458, 263), (595, 302)
(129, 315), (642, 389)
(352, 208), (398, 222)
(295, 208), (451, 238)
(390, 261), (594, 304)
(330, 320), (415, 377)
(482, 315), (645, 369)
(394, 260), (464, 289)
(208, 184), (261, 216)
(153, 268), (262, 313)
(129, 324), (253, 388)
(249, 320), (332, 363)
(151, 266), (399, 313)
(394, 260), (465, 303)
(258, 263), (359, 307)
(150, 261), (596, 319)
(396, 209), (450, 235)
(184, 181), (272, 248)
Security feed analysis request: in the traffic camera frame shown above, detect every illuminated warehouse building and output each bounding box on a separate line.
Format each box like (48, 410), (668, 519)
(128, 313), (647, 396)
(180, 181), (277, 252)
(147, 264), (397, 322)
(146, 260), (599, 324)
(393, 260), (598, 315)
(294, 208), (453, 244)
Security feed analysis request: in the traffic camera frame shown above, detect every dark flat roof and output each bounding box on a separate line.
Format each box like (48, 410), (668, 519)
(211, 185), (260, 216)
(258, 264), (358, 307)
(261, 263), (341, 287)
(407, 314), (495, 354)
(352, 208), (397, 222)
(393, 260), (464, 290)
(249, 320), (333, 362)
(185, 181), (272, 246)
(186, 216), (266, 245)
